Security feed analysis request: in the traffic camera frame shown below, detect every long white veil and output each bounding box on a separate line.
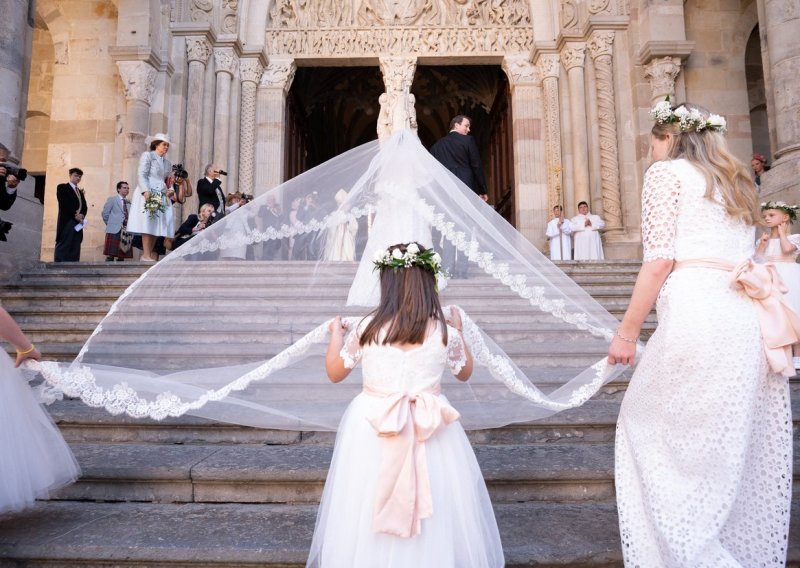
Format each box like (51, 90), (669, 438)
(34, 130), (633, 430)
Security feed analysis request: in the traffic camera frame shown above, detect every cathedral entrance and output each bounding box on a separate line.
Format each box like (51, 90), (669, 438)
(284, 64), (514, 224)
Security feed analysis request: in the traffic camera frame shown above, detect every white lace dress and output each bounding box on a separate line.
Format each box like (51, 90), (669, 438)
(615, 159), (792, 566)
(306, 319), (504, 568)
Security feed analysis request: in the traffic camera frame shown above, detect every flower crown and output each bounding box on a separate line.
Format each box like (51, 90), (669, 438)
(649, 97), (727, 133)
(373, 243), (443, 276)
(761, 201), (799, 223)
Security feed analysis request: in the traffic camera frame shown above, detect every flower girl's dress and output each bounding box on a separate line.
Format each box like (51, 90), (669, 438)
(306, 319), (504, 568)
(0, 351), (80, 513)
(763, 235), (800, 317)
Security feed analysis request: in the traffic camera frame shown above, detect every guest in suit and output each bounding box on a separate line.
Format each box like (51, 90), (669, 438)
(172, 203), (215, 249)
(197, 164), (226, 218)
(430, 115), (489, 277)
(0, 143), (18, 211)
(54, 167), (88, 262)
(101, 181), (133, 261)
(429, 115), (489, 201)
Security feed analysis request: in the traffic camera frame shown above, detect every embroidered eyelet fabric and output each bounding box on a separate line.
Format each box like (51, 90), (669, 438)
(615, 158), (792, 566)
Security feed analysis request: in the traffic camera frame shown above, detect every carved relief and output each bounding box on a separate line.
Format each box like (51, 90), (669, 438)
(378, 57), (418, 139)
(186, 37), (212, 65)
(213, 47), (238, 76)
(587, 31), (615, 60)
(537, 54), (560, 80)
(539, 55), (564, 211)
(560, 0), (579, 29)
(221, 0), (238, 34)
(239, 59), (264, 84)
(561, 44), (586, 70)
(190, 0), (213, 22)
(643, 56), (682, 102)
(117, 61), (157, 105)
(502, 54), (539, 86)
(589, 0), (612, 15)
(261, 59), (297, 93)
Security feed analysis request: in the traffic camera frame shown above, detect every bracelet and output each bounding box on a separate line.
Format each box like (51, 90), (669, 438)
(16, 343), (35, 355)
(615, 328), (638, 344)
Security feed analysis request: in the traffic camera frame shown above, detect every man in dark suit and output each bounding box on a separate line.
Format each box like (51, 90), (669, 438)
(54, 167), (88, 262)
(197, 163), (226, 219)
(429, 115), (489, 201)
(430, 115), (489, 277)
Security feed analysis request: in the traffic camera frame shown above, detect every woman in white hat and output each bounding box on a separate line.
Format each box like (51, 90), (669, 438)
(127, 133), (175, 261)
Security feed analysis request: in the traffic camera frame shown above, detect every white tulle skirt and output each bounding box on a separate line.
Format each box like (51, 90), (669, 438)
(0, 352), (80, 513)
(307, 392), (504, 568)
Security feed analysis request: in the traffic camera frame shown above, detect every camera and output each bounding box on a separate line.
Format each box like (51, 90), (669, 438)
(172, 163), (189, 179)
(0, 217), (13, 241)
(217, 169), (228, 176)
(0, 163), (27, 181)
(240, 193), (254, 203)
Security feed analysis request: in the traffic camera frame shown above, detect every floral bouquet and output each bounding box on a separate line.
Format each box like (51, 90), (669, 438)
(143, 191), (166, 220)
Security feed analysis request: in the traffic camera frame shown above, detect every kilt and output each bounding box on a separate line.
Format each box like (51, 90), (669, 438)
(104, 231), (133, 259)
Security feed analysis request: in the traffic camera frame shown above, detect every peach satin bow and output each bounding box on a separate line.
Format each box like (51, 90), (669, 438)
(363, 385), (460, 538)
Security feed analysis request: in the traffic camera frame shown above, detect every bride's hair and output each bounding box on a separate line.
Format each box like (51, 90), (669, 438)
(360, 243), (448, 347)
(652, 102), (760, 226)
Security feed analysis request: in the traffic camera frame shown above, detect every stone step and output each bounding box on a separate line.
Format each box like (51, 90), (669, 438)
(50, 398), (623, 446)
(53, 441), (617, 505)
(0, 500), (628, 568)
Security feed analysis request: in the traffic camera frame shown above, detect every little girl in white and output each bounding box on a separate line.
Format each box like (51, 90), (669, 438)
(0, 306), (80, 512)
(757, 201), (800, 370)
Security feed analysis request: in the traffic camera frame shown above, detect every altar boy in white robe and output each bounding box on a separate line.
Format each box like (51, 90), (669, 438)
(570, 201), (605, 260)
(545, 205), (572, 260)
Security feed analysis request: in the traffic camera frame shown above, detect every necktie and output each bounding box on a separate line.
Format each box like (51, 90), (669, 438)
(122, 198), (129, 225)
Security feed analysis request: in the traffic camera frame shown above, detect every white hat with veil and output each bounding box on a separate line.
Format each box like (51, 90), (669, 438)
(34, 129), (635, 431)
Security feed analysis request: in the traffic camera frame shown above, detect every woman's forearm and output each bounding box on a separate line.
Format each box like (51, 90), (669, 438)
(618, 259), (674, 337)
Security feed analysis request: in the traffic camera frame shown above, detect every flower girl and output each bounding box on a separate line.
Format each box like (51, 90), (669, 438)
(757, 201), (800, 370)
(307, 242), (503, 568)
(0, 306), (80, 513)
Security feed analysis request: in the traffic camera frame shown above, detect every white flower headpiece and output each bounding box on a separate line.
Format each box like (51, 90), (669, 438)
(649, 97), (727, 133)
(373, 242), (444, 277)
(761, 201), (799, 223)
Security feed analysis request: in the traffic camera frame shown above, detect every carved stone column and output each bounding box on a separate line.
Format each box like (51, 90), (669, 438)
(536, 54), (564, 215)
(184, 37), (211, 214)
(562, 43), (591, 208)
(502, 54), (547, 247)
(116, 60), (158, 187)
(213, 47), (238, 168)
(254, 58), (296, 194)
(643, 56), (682, 106)
(0, 1), (32, 156)
(377, 57), (417, 139)
(587, 31), (623, 235)
(238, 58), (264, 197)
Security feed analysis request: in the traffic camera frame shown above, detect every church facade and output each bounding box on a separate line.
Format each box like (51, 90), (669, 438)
(1, 0), (797, 262)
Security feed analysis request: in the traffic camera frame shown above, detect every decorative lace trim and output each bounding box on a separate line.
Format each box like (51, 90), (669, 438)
(445, 325), (468, 375)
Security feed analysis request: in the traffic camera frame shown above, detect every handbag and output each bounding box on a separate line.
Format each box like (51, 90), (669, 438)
(119, 228), (133, 253)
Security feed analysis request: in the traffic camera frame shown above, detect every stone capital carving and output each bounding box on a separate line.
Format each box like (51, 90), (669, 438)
(239, 59), (264, 84)
(502, 54), (539, 86)
(587, 31), (615, 60)
(378, 56), (418, 139)
(643, 56), (682, 102)
(261, 58), (297, 92)
(561, 44), (586, 70)
(213, 47), (238, 76)
(116, 61), (158, 105)
(186, 37), (211, 64)
(537, 54), (560, 80)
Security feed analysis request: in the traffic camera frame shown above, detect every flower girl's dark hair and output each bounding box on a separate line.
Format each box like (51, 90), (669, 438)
(360, 242), (448, 348)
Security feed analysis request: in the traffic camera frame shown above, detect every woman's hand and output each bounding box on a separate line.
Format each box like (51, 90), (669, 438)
(446, 306), (463, 331)
(328, 315), (347, 337)
(143, 191), (151, 200)
(607, 335), (636, 366)
(15, 345), (41, 368)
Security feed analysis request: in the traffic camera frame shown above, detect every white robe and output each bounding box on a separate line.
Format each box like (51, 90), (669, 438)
(545, 217), (572, 260)
(570, 213), (605, 260)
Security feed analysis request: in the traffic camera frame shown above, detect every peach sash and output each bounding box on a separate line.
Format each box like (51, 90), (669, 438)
(674, 258), (800, 377)
(363, 384), (461, 538)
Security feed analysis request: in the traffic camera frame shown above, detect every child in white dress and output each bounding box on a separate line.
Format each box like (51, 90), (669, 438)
(0, 306), (80, 513)
(308, 242), (503, 568)
(757, 201), (800, 370)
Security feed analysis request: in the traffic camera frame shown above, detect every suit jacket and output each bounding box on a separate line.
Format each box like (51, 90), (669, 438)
(197, 177), (225, 214)
(177, 214), (201, 237)
(56, 182), (88, 239)
(0, 179), (17, 211)
(101, 195), (130, 234)
(429, 131), (488, 195)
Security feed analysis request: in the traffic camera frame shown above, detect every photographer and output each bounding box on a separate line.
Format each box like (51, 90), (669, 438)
(0, 143), (25, 211)
(173, 203), (215, 249)
(197, 163), (227, 218)
(167, 163), (192, 206)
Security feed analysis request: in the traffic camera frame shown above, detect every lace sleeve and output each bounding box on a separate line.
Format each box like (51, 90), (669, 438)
(641, 161), (681, 262)
(788, 234), (800, 255)
(338, 327), (362, 369)
(446, 326), (468, 375)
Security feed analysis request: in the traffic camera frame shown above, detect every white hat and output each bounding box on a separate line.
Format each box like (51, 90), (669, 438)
(147, 132), (171, 145)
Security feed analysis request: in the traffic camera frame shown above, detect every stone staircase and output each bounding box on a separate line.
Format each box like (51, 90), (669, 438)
(0, 261), (797, 568)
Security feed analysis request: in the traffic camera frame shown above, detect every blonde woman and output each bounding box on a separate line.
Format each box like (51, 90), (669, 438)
(608, 101), (796, 565)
